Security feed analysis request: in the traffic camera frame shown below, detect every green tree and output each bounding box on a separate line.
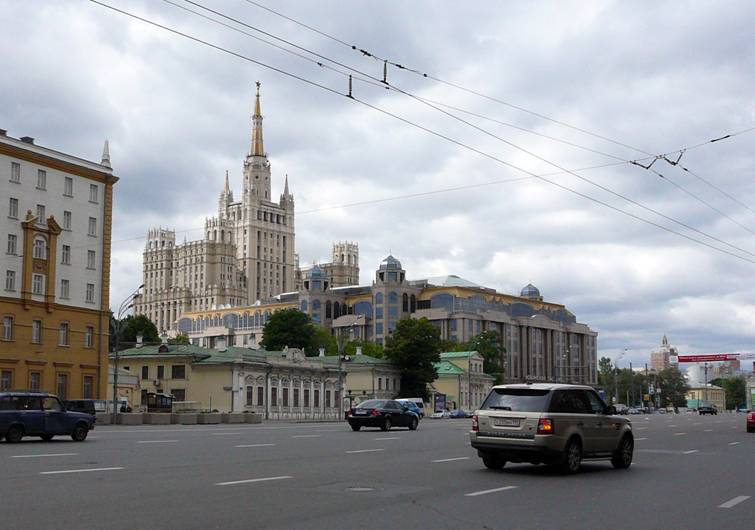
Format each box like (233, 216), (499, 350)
(598, 357), (614, 388)
(169, 333), (190, 345)
(343, 340), (384, 359)
(118, 314), (159, 346)
(710, 376), (747, 410)
(312, 325), (338, 356)
(657, 367), (689, 408)
(384, 318), (441, 400)
(464, 330), (505, 383)
(260, 308), (316, 354)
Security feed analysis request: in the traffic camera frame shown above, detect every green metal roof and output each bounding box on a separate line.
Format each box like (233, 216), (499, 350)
(433, 360), (466, 375)
(439, 351), (478, 359)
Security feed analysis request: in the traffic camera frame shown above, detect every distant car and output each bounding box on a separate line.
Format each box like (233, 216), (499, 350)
(746, 411), (754, 433)
(64, 399), (108, 416)
(450, 409), (472, 418)
(656, 409), (666, 414)
(627, 408), (642, 415)
(347, 399), (419, 431)
(698, 406), (717, 415)
(0, 392), (95, 443)
(396, 399), (424, 419)
(430, 411), (451, 419)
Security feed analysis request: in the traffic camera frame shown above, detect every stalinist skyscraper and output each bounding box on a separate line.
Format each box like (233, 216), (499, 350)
(135, 83), (296, 331)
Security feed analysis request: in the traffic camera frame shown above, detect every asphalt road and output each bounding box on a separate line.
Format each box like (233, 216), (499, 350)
(2, 412), (753, 530)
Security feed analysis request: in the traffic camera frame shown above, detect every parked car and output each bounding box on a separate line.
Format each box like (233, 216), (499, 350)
(347, 399), (419, 431)
(450, 409), (472, 418)
(64, 399), (107, 415)
(430, 411), (451, 419)
(0, 392), (95, 443)
(396, 399), (424, 419)
(746, 410), (754, 433)
(470, 384), (633, 474)
(698, 405), (717, 415)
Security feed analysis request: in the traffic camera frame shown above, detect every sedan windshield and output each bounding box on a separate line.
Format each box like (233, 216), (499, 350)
(481, 389), (551, 412)
(357, 400), (387, 409)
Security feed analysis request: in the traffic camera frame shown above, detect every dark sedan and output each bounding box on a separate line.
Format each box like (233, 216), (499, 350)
(0, 392), (95, 443)
(347, 399), (419, 431)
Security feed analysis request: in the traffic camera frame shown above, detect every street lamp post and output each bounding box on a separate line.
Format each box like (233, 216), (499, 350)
(336, 320), (356, 420)
(111, 285), (144, 424)
(614, 349), (627, 405)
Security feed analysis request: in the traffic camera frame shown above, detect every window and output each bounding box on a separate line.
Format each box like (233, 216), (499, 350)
(63, 210), (71, 230)
(89, 184), (98, 203)
(32, 274), (44, 295)
(157, 365), (165, 379)
(88, 217), (97, 236)
(33, 238), (46, 259)
(141, 366), (149, 379)
(32, 320), (42, 343)
(481, 388), (551, 412)
(271, 387), (278, 407)
(8, 197), (18, 218)
(304, 388), (310, 407)
(10, 162), (21, 182)
(43, 396), (62, 412)
(85, 283), (94, 303)
(87, 250), (96, 269)
(246, 386), (254, 406)
(37, 169), (46, 190)
(85, 326), (94, 348)
(64, 176), (73, 196)
(82, 375), (94, 399)
(61, 245), (70, 265)
(549, 390), (590, 414)
(56, 374), (69, 400)
(172, 389), (186, 401)
(325, 390), (331, 408)
(1, 370), (12, 390)
(58, 323), (69, 345)
(583, 390), (607, 414)
(293, 388), (300, 407)
(2, 317), (12, 342)
(5, 270), (15, 291)
(7, 234), (17, 255)
(60, 279), (69, 299)
(283, 387), (289, 407)
(257, 386), (264, 406)
(36, 204), (45, 224)
(314, 389), (320, 408)
(29, 372), (41, 391)
(171, 365), (186, 379)
(378, 377), (382, 390)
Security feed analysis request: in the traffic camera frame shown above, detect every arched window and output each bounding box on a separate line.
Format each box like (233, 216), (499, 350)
(388, 292), (398, 304)
(402, 293), (409, 312)
(312, 299), (321, 311)
(325, 300), (332, 319)
(333, 301), (341, 318)
(375, 292), (383, 305)
(410, 294), (417, 313)
(300, 300), (308, 312)
(33, 237), (46, 259)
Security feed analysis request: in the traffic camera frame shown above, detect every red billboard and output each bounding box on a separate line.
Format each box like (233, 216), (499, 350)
(677, 354), (742, 363)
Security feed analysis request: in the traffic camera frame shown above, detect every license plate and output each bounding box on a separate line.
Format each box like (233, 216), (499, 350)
(354, 410), (367, 415)
(493, 418), (520, 427)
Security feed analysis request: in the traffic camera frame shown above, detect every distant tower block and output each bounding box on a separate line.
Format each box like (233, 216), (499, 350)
(330, 241), (359, 287)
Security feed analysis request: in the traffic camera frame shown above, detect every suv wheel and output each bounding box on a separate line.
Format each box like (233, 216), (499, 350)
(71, 424), (89, 442)
(408, 417), (418, 431)
(611, 435), (633, 469)
(482, 454), (506, 470)
(560, 438), (582, 474)
(5, 425), (24, 443)
(350, 424), (361, 431)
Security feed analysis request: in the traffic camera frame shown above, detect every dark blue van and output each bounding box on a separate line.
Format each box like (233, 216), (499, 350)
(0, 392), (95, 443)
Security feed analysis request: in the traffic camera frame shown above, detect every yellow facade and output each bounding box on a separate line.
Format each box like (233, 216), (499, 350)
(686, 386), (726, 411)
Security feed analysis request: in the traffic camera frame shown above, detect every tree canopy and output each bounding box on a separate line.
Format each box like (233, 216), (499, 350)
(117, 314), (159, 347)
(384, 318), (441, 400)
(343, 339), (384, 359)
(710, 376), (747, 409)
(260, 308), (317, 354)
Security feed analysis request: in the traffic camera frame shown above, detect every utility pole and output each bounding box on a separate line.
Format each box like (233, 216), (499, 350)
(703, 362), (708, 405)
(629, 362), (634, 407)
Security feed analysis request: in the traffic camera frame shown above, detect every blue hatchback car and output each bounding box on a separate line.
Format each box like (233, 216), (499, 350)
(0, 392), (95, 443)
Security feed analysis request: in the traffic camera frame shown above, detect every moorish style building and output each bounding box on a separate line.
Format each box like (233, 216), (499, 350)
(1, 130), (117, 399)
(175, 255), (599, 385)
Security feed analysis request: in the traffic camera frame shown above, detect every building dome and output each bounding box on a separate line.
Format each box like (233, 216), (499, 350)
(307, 264), (326, 279)
(520, 283), (541, 299)
(379, 255), (402, 271)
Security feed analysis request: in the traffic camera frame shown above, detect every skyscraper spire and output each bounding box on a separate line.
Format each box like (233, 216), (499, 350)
(100, 139), (111, 168)
(224, 170), (230, 193)
(250, 81), (264, 157)
(284, 174), (290, 196)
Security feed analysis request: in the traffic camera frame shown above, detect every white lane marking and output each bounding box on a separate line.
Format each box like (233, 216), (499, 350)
(211, 432), (241, 436)
(216, 475), (292, 486)
(292, 434), (321, 438)
(719, 496), (750, 509)
(683, 450), (699, 454)
(635, 438), (648, 441)
(346, 448), (384, 454)
(374, 437), (401, 441)
(669, 424), (677, 427)
(674, 432), (687, 436)
(12, 453), (78, 459)
(465, 485), (518, 497)
(136, 440), (178, 444)
(704, 429), (713, 432)
(40, 467), (124, 475)
(728, 442), (740, 446)
(235, 443), (276, 448)
(432, 457), (470, 463)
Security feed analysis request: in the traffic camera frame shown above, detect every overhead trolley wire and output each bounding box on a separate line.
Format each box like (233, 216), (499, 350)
(87, 0), (755, 266)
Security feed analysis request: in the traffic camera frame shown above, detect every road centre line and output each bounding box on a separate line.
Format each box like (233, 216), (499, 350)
(40, 467), (124, 475)
(235, 443), (276, 448)
(465, 486), (518, 497)
(704, 429), (713, 432)
(634, 438), (648, 441)
(136, 440), (178, 444)
(718, 496), (750, 509)
(683, 450), (699, 454)
(674, 432), (687, 436)
(11, 453), (78, 458)
(292, 434), (321, 438)
(346, 449), (384, 454)
(728, 442), (740, 445)
(216, 476), (292, 486)
(211, 432), (241, 436)
(374, 437), (401, 441)
(432, 457), (470, 463)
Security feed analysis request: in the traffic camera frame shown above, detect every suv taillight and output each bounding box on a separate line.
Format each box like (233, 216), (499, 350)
(472, 415), (478, 432)
(537, 418), (554, 435)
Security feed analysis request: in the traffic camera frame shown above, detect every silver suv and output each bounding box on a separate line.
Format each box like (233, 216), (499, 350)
(470, 384), (633, 474)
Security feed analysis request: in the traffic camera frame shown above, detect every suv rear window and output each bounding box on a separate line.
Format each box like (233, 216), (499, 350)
(480, 388), (551, 412)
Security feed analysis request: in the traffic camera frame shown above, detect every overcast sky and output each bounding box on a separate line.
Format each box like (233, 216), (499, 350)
(2, 0), (753, 367)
